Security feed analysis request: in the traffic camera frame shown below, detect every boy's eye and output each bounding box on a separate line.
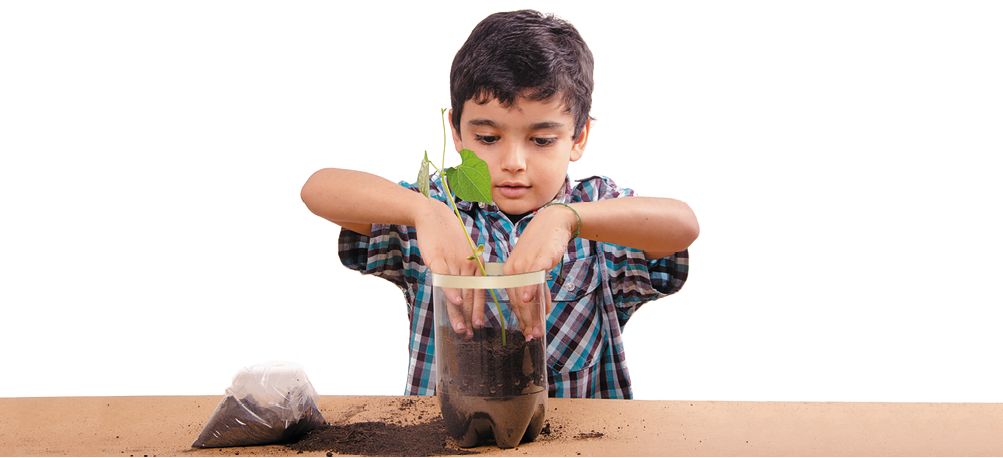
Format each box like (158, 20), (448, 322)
(532, 137), (557, 147)
(475, 135), (499, 144)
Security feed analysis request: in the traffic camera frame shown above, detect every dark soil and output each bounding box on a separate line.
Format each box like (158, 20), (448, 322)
(286, 419), (478, 457)
(437, 326), (546, 397)
(192, 394), (325, 448)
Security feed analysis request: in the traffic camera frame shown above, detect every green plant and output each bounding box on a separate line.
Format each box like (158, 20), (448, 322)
(418, 109), (508, 344)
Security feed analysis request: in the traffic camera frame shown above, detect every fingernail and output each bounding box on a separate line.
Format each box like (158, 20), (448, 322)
(455, 323), (465, 332)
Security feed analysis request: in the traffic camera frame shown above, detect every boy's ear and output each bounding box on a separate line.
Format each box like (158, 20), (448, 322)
(570, 119), (590, 162)
(448, 109), (464, 153)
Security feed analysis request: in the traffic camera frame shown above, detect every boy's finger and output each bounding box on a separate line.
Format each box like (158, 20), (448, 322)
(462, 286), (476, 329)
(544, 287), (553, 314)
(504, 287), (524, 336)
(524, 286), (545, 341)
(522, 283), (537, 303)
(444, 286), (473, 340)
(447, 301), (473, 340)
(508, 286), (543, 342)
(456, 260), (481, 337)
(472, 288), (486, 329)
(443, 286), (464, 306)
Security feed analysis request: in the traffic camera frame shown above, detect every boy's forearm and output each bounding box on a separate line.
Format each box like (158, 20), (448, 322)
(301, 168), (426, 233)
(571, 197), (699, 259)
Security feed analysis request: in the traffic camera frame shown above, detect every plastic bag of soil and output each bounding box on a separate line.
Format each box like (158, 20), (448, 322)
(192, 361), (326, 448)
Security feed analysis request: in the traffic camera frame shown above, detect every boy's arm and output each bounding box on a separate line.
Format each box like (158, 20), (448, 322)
(301, 168), (388, 235)
(575, 196), (699, 260)
(504, 196), (699, 278)
(301, 168), (493, 338)
(301, 168), (479, 272)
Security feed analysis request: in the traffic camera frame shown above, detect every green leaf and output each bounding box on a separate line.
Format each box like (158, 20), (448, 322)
(417, 151), (431, 200)
(445, 149), (492, 204)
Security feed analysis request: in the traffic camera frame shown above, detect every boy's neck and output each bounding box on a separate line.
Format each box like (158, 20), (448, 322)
(503, 211), (532, 223)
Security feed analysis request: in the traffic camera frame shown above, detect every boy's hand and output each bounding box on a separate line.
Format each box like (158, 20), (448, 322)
(502, 204), (577, 340)
(413, 201), (484, 340)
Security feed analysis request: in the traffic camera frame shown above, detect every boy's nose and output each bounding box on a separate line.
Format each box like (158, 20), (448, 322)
(499, 141), (527, 173)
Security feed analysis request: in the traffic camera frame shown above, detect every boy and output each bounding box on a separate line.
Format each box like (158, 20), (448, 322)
(301, 10), (698, 399)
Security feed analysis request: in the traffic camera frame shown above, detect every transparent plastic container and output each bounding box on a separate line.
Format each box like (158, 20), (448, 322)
(433, 262), (548, 449)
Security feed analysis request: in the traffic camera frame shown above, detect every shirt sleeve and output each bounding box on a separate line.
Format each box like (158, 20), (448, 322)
(337, 177), (447, 308)
(338, 223), (424, 304)
(571, 176), (690, 325)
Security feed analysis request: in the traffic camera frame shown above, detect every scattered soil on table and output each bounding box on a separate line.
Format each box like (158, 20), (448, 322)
(286, 419), (477, 457)
(574, 430), (605, 439)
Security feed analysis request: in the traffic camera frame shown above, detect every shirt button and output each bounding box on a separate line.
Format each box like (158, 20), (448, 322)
(564, 281), (576, 292)
(479, 202), (486, 209)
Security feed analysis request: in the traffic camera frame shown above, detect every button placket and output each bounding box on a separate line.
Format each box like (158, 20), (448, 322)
(485, 210), (512, 261)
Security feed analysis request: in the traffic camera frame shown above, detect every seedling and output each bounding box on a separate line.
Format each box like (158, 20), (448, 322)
(418, 109), (507, 344)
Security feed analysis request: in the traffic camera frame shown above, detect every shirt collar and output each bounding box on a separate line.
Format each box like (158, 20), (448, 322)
(550, 176), (573, 205)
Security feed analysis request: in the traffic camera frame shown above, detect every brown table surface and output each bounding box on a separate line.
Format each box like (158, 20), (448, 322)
(2, 395), (1002, 456)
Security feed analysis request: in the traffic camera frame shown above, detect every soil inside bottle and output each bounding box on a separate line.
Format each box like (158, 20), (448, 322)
(437, 326), (548, 449)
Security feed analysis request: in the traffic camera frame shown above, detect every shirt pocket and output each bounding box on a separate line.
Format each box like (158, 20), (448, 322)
(547, 255), (604, 373)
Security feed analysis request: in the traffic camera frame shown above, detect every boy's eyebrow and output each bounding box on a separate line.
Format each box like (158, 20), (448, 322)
(467, 119), (565, 130)
(528, 121), (564, 130)
(468, 118), (499, 128)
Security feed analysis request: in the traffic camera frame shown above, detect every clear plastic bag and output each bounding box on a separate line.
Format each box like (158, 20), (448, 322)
(192, 361), (326, 448)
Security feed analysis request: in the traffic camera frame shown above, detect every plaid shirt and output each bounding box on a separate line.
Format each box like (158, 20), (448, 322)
(338, 174), (688, 399)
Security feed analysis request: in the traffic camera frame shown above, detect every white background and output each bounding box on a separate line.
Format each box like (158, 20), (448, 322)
(2, 1), (1001, 402)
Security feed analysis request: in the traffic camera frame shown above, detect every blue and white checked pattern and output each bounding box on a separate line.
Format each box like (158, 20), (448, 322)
(338, 174), (689, 399)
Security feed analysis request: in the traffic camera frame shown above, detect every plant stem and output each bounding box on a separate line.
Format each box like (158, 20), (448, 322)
(441, 108), (447, 172)
(436, 109), (507, 345)
(429, 164), (507, 345)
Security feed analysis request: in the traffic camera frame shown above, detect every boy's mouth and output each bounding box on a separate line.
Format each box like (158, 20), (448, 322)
(496, 182), (529, 198)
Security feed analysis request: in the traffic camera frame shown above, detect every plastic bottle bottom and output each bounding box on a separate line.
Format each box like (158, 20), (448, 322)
(437, 387), (547, 449)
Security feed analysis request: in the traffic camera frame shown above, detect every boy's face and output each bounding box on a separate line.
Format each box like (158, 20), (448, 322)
(450, 95), (588, 216)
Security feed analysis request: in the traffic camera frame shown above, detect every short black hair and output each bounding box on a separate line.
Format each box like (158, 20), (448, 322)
(450, 10), (595, 141)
